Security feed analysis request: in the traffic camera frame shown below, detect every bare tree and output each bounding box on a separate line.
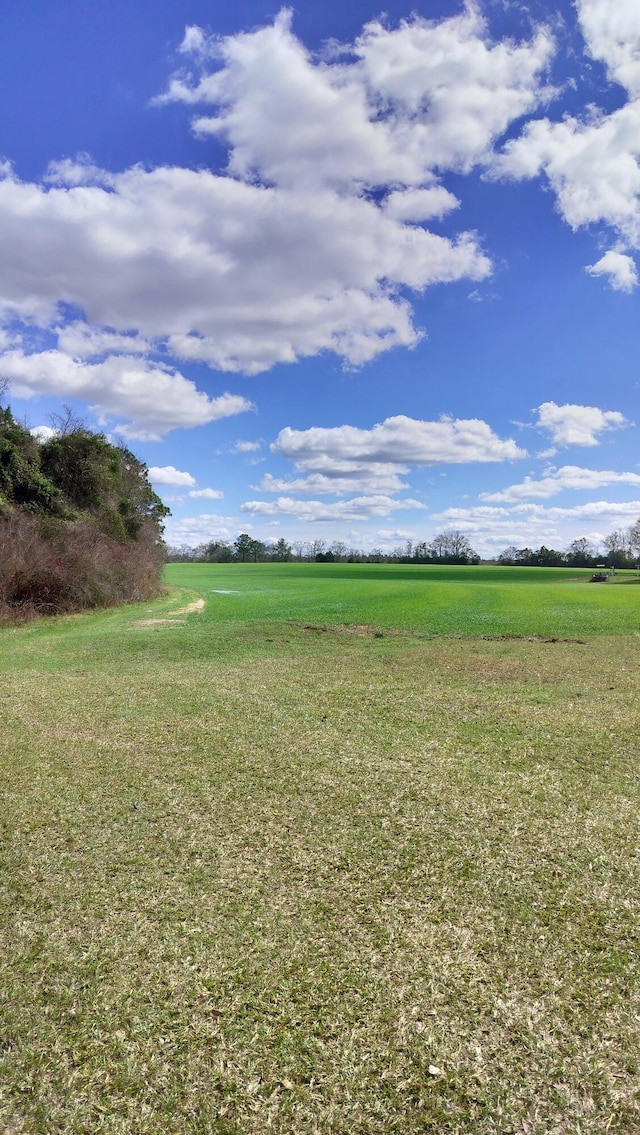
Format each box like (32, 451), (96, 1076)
(429, 530), (478, 563)
(566, 537), (596, 566)
(628, 519), (640, 557)
(603, 529), (631, 564)
(47, 403), (87, 435)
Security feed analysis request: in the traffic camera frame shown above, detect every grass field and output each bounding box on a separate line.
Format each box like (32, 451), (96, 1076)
(1, 564), (639, 1133)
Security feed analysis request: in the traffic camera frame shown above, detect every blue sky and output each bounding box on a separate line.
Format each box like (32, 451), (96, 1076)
(2, 0), (640, 556)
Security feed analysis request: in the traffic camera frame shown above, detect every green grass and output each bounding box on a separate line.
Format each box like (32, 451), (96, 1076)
(1, 565), (639, 1132)
(167, 561), (640, 641)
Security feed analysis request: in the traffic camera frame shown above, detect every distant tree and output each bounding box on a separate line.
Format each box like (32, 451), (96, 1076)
(498, 546), (521, 566)
(200, 540), (233, 562)
(603, 529), (633, 568)
(626, 519), (640, 559)
(532, 545), (565, 567)
(273, 537), (291, 561)
(234, 533), (254, 562)
(331, 540), (347, 562)
(165, 544), (196, 562)
(499, 545), (566, 567)
(248, 537), (266, 562)
(309, 538), (326, 560)
(428, 530), (479, 564)
(566, 537), (597, 567)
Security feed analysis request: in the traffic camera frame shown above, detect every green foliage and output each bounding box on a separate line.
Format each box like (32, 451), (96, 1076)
(0, 403), (168, 618)
(0, 406), (63, 514)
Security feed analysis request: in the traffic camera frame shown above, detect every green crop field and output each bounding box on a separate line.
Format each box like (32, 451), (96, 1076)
(1, 565), (639, 1133)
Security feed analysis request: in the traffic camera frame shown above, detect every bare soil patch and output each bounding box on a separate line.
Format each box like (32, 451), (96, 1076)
(135, 596), (204, 627)
(302, 622), (400, 638)
(481, 633), (586, 644)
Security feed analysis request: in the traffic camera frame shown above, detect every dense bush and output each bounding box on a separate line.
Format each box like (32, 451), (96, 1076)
(0, 405), (168, 620)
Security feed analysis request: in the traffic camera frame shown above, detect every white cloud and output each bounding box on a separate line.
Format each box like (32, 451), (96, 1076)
(384, 187), (460, 222)
(234, 439), (262, 453)
(2, 349), (253, 440)
(493, 1), (640, 268)
(188, 487), (225, 499)
(148, 465), (196, 486)
(56, 322), (152, 359)
(577, 0), (640, 96)
(29, 425), (58, 443)
(431, 499), (640, 555)
(0, 162), (489, 379)
(273, 415), (526, 474)
(164, 513), (246, 546)
(179, 25), (209, 57)
(240, 494), (426, 522)
(163, 7), (553, 189)
(254, 469), (410, 495)
(535, 401), (629, 448)
(44, 154), (118, 188)
(0, 6), (558, 405)
(496, 102), (640, 251)
(481, 465), (640, 502)
(437, 498), (640, 525)
(586, 250), (638, 291)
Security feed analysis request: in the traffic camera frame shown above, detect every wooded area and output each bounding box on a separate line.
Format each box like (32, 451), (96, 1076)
(0, 401), (168, 619)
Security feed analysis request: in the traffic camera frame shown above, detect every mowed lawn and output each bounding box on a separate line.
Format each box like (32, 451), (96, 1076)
(1, 565), (639, 1133)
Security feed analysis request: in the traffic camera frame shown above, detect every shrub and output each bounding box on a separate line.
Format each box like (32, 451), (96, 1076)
(0, 405), (169, 620)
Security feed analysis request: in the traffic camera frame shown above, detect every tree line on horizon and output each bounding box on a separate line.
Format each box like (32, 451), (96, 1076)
(0, 395), (168, 619)
(167, 524), (640, 569)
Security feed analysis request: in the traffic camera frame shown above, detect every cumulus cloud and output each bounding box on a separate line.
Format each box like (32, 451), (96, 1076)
(577, 0), (640, 95)
(437, 498), (640, 525)
(29, 425), (58, 443)
(0, 5), (557, 421)
(431, 498), (640, 554)
(496, 102), (640, 250)
(273, 415), (526, 475)
(534, 401), (629, 449)
(188, 487), (225, 499)
(148, 465), (196, 486)
(56, 323), (152, 359)
(164, 513), (246, 546)
(254, 469), (410, 496)
(586, 250), (638, 291)
(2, 349), (253, 439)
(493, 0), (640, 273)
(240, 494), (426, 522)
(161, 6), (553, 189)
(0, 160), (489, 381)
(384, 187), (460, 222)
(481, 464), (640, 502)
